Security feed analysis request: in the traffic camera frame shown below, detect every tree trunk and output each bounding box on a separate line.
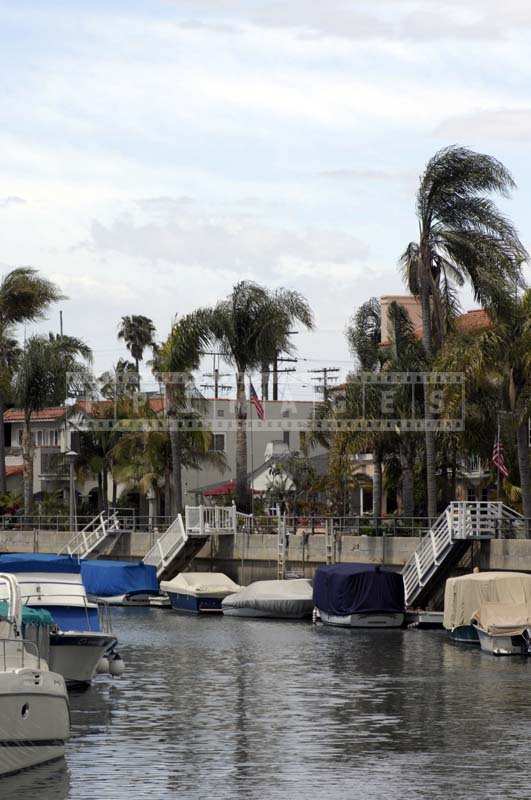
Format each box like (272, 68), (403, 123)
(112, 478), (117, 507)
(0, 394), (6, 494)
(235, 370), (250, 512)
(164, 464), (172, 519)
(22, 416), (34, 516)
(399, 446), (414, 518)
(169, 425), (183, 516)
(97, 472), (104, 511)
(419, 275), (437, 520)
(102, 466), (109, 513)
(272, 354), (279, 401)
(372, 452), (382, 520)
(516, 418), (531, 536)
(261, 362), (270, 401)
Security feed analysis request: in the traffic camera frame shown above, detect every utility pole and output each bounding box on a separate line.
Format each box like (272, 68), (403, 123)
(200, 351), (231, 399)
(310, 367), (340, 402)
(271, 332), (299, 401)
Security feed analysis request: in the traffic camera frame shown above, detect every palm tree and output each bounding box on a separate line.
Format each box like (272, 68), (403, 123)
(0, 268), (63, 492)
(401, 146), (527, 519)
(118, 315), (156, 381)
(205, 282), (313, 511)
(14, 334), (92, 514)
(152, 311), (211, 515)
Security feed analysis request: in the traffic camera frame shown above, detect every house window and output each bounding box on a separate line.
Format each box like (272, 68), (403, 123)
(216, 409), (225, 418)
(209, 434), (225, 452)
(53, 430), (59, 446)
(283, 430), (290, 447)
(18, 429), (23, 446)
(37, 430), (43, 446)
(282, 410), (290, 418)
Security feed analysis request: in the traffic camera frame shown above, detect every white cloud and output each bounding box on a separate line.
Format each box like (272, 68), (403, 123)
(434, 108), (531, 141)
(0, 196), (26, 208)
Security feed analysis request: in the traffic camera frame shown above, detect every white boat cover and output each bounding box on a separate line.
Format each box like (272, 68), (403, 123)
(443, 572), (531, 631)
(472, 601), (531, 637)
(159, 572), (240, 599)
(222, 579), (313, 617)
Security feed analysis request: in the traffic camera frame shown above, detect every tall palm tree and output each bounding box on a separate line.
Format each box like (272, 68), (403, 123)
(118, 315), (156, 381)
(14, 334), (92, 514)
(205, 282), (313, 511)
(401, 146), (527, 519)
(152, 311), (211, 515)
(0, 268), (63, 492)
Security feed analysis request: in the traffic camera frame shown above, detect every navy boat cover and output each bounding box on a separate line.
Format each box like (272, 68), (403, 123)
(313, 563), (405, 616)
(81, 560), (158, 597)
(0, 553), (80, 573)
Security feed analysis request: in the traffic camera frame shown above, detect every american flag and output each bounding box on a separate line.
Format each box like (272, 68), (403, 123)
(492, 436), (509, 478)
(249, 381), (265, 420)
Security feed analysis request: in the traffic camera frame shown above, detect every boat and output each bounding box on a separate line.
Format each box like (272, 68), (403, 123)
(443, 571), (531, 644)
(313, 564), (405, 628)
(0, 554), (120, 686)
(81, 558), (161, 607)
(0, 572), (70, 777)
(222, 579), (313, 619)
(471, 601), (531, 656)
(160, 572), (241, 614)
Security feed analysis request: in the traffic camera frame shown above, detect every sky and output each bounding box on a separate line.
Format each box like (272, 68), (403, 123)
(1, 0), (531, 399)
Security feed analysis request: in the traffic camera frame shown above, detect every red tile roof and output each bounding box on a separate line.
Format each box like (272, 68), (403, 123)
(4, 407), (66, 423)
(6, 465), (23, 477)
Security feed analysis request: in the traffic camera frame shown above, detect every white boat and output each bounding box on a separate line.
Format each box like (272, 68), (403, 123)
(0, 555), (119, 686)
(313, 564), (405, 628)
(0, 573), (70, 777)
(444, 571), (531, 644)
(471, 602), (531, 656)
(222, 579), (313, 619)
(160, 573), (241, 614)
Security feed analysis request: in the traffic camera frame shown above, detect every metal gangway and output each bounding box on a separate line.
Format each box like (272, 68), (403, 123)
(59, 509), (121, 559)
(143, 504), (252, 581)
(402, 501), (525, 608)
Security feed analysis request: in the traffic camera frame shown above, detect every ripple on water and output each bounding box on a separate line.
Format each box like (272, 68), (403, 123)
(2, 609), (530, 800)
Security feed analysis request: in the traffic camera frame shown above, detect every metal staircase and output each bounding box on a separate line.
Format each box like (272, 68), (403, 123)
(403, 501), (525, 608)
(59, 510), (121, 559)
(143, 504), (250, 581)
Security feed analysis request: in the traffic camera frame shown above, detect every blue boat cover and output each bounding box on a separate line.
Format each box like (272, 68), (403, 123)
(0, 553), (81, 574)
(81, 560), (158, 597)
(313, 563), (405, 616)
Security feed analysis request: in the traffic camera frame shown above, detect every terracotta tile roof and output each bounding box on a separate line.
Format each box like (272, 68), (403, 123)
(4, 407), (66, 423)
(6, 465), (23, 477)
(455, 308), (492, 333)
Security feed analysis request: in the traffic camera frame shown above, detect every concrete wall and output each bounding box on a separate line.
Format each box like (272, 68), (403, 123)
(3, 530), (531, 584)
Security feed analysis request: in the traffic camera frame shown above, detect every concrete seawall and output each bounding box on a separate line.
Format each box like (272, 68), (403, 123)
(2, 530), (531, 583)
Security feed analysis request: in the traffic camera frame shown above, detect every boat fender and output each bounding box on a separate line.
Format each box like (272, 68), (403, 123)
(109, 653), (125, 677)
(96, 657), (110, 674)
(312, 607), (320, 624)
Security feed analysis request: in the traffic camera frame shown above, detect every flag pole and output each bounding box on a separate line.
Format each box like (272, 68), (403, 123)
(250, 376), (254, 524)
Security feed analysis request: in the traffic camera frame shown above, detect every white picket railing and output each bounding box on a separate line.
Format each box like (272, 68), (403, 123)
(402, 501), (525, 607)
(143, 514), (188, 577)
(59, 510), (121, 559)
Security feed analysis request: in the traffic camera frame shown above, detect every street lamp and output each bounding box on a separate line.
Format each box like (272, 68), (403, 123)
(66, 450), (77, 532)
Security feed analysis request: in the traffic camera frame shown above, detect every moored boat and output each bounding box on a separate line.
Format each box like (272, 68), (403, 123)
(222, 579), (313, 619)
(0, 573), (70, 777)
(443, 571), (531, 645)
(0, 554), (119, 686)
(313, 564), (405, 628)
(471, 602), (531, 656)
(160, 572), (241, 614)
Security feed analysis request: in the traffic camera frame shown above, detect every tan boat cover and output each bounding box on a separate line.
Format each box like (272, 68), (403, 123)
(472, 602), (531, 637)
(159, 572), (241, 599)
(443, 572), (531, 631)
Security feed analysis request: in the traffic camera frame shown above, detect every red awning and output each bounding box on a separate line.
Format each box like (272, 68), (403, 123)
(203, 480), (236, 497)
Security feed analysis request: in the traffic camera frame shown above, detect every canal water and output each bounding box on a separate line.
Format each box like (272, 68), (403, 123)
(3, 607), (530, 799)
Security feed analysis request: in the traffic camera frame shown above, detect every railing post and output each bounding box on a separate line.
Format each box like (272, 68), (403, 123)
(199, 505), (204, 536)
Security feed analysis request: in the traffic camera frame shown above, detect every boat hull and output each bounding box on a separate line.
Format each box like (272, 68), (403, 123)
(49, 632), (117, 686)
(475, 626), (530, 656)
(0, 670), (69, 777)
(448, 625), (479, 644)
(223, 604), (313, 619)
(318, 610), (405, 628)
(167, 592), (223, 614)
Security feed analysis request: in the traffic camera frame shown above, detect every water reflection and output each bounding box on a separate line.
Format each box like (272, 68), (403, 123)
(3, 608), (530, 799)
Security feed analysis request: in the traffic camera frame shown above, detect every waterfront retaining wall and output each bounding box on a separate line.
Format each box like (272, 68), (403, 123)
(2, 530), (531, 582)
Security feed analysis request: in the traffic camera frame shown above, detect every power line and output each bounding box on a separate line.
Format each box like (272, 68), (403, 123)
(309, 367), (340, 401)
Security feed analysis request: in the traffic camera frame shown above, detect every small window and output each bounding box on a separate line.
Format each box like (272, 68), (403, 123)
(283, 430), (290, 447)
(18, 429), (23, 446)
(209, 433), (225, 452)
(216, 408), (225, 418)
(37, 430), (43, 446)
(282, 410), (290, 418)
